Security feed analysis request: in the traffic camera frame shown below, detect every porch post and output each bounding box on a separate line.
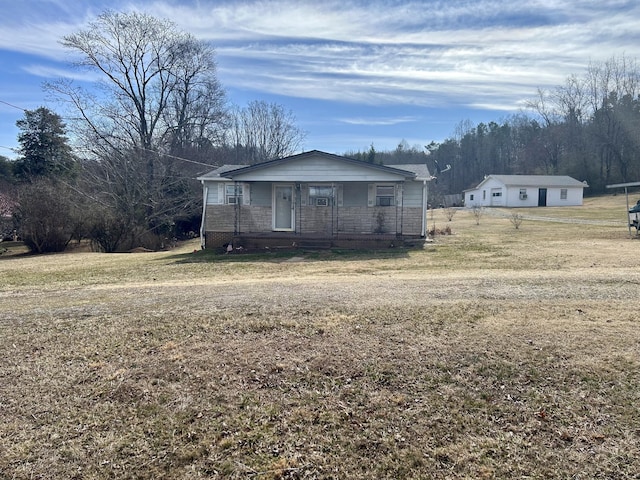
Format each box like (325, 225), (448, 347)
(399, 182), (404, 235)
(421, 180), (428, 237)
(200, 183), (208, 249)
(234, 181), (240, 235)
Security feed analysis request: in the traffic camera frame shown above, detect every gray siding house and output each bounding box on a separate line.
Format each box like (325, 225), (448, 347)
(198, 150), (431, 249)
(464, 175), (588, 208)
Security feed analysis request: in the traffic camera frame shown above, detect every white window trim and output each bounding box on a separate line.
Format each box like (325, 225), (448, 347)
(308, 184), (334, 207)
(375, 184), (395, 207)
(225, 183), (243, 205)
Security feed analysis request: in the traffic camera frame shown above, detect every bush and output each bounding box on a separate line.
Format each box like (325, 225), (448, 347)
(87, 208), (131, 253)
(428, 225), (452, 236)
(471, 205), (484, 225)
(444, 207), (456, 221)
(509, 212), (524, 229)
(15, 180), (78, 253)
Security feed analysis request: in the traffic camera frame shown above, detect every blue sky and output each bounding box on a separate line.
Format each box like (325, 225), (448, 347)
(1, 0), (640, 159)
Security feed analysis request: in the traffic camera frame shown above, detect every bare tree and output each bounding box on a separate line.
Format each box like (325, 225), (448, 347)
(584, 55), (640, 185)
(48, 10), (226, 243)
(58, 11), (187, 151)
(227, 100), (305, 164)
(162, 38), (227, 154)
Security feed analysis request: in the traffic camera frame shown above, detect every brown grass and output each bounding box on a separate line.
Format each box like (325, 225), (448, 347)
(1, 195), (640, 479)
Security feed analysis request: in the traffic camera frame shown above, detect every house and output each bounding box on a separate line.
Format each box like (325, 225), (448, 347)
(463, 175), (588, 208)
(197, 150), (432, 250)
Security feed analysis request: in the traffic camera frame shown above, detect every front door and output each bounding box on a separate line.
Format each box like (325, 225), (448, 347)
(538, 188), (547, 207)
(273, 184), (294, 231)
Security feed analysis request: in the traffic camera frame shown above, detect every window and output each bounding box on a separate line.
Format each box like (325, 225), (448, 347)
(492, 191), (502, 197)
(376, 185), (395, 206)
(469, 194), (475, 201)
(560, 188), (568, 200)
(519, 188), (528, 200)
(309, 185), (333, 206)
(225, 184), (243, 204)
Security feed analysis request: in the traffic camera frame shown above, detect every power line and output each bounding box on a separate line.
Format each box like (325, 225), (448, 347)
(76, 146), (218, 169)
(1, 99), (219, 169)
(0, 100), (26, 112)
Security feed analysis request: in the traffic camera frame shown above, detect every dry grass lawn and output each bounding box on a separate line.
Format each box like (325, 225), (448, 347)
(1, 194), (640, 479)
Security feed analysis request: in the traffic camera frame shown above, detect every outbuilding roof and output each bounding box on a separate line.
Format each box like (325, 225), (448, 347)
(490, 175), (587, 187)
(465, 175), (588, 191)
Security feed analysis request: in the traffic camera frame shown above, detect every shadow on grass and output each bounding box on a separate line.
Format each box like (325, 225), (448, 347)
(0, 241), (31, 259)
(165, 245), (417, 264)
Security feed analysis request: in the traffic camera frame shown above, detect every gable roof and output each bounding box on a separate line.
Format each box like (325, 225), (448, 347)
(224, 150), (419, 179)
(198, 150), (430, 182)
(197, 164), (248, 181)
(469, 174), (588, 190)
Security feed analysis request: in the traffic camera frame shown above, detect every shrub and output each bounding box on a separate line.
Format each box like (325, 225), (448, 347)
(14, 180), (78, 253)
(444, 207), (456, 221)
(87, 208), (131, 252)
(428, 225), (452, 236)
(509, 212), (524, 229)
(471, 205), (484, 225)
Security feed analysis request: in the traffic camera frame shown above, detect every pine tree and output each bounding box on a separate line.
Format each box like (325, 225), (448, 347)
(14, 107), (76, 181)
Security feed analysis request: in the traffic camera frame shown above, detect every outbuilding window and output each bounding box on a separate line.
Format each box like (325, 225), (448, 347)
(560, 188), (568, 200)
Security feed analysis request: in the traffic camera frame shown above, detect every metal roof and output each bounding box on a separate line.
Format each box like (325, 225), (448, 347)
(483, 175), (588, 188)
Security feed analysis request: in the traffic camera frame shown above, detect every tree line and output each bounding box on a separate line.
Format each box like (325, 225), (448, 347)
(426, 55), (640, 202)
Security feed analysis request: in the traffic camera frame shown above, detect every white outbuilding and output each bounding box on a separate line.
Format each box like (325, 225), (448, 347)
(463, 175), (588, 208)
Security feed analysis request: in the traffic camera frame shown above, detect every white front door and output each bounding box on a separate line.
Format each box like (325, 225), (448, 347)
(273, 184), (294, 231)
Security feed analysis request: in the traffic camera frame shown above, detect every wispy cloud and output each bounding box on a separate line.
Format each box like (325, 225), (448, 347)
(3, 0), (640, 112)
(338, 115), (420, 126)
(22, 64), (101, 82)
(180, 0), (640, 111)
(1, 0), (640, 155)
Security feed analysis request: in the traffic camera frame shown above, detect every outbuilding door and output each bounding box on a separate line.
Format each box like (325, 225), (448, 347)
(538, 188), (548, 207)
(490, 188), (503, 206)
(273, 184), (295, 231)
